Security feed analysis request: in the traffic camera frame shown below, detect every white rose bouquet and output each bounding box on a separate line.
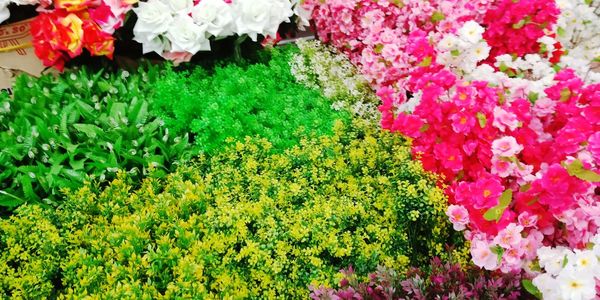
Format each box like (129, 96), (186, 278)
(132, 0), (311, 63)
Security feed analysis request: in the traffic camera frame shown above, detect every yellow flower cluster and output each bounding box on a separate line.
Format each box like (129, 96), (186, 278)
(0, 120), (456, 299)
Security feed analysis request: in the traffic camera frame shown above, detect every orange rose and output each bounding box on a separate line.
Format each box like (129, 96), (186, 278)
(55, 0), (94, 12)
(59, 13), (84, 57)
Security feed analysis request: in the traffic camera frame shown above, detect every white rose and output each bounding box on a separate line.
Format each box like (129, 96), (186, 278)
(133, 0), (173, 38)
(12, 0), (38, 5)
(291, 0), (311, 30)
(0, 0), (9, 24)
(136, 34), (169, 54)
(161, 0), (193, 15)
(191, 0), (234, 37)
(232, 0), (293, 41)
(166, 14), (210, 54)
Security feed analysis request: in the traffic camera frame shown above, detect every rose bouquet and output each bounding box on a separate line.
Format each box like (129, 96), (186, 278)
(2, 0), (310, 70)
(26, 0), (137, 70)
(131, 0), (311, 63)
(304, 0), (600, 298)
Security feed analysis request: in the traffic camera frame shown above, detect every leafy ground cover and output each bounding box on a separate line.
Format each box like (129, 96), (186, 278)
(0, 66), (192, 209)
(151, 47), (350, 154)
(0, 120), (453, 298)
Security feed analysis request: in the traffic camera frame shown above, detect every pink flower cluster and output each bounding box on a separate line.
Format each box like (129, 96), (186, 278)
(305, 0), (600, 277)
(482, 0), (560, 61)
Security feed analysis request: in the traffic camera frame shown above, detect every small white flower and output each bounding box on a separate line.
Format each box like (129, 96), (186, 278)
(538, 246), (570, 275)
(569, 250), (599, 275)
(557, 270), (596, 300)
(439, 35), (458, 51)
(458, 20), (485, 44)
(469, 42), (491, 62)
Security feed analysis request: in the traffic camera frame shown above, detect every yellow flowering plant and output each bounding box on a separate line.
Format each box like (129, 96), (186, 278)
(0, 119), (458, 299)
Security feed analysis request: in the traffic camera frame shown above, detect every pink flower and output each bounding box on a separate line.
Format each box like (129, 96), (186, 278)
(494, 223), (523, 248)
(491, 157), (514, 178)
(491, 136), (523, 157)
(588, 132), (600, 164)
(161, 51), (193, 65)
(533, 97), (556, 117)
(493, 107), (519, 132)
(471, 239), (499, 270)
(502, 247), (525, 268)
(520, 229), (543, 259)
(517, 211), (538, 228)
(446, 205), (470, 231)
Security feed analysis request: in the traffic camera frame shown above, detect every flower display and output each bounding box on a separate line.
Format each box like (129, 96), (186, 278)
(0, 0), (310, 69)
(532, 233), (600, 299)
(131, 0), (309, 63)
(305, 0), (600, 298)
(28, 0), (137, 70)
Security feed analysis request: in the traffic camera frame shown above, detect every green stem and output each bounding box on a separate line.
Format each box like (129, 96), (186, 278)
(234, 35), (248, 63)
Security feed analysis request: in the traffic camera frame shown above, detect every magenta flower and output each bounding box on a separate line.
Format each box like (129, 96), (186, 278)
(471, 176), (503, 209)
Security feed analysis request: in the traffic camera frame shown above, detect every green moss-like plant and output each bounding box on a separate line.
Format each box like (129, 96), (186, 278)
(151, 46), (351, 154)
(0, 120), (453, 299)
(0, 67), (192, 209)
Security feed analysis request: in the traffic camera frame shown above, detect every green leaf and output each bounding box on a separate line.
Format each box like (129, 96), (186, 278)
(97, 81), (111, 93)
(565, 159), (600, 182)
(19, 174), (40, 201)
(73, 124), (104, 139)
(0, 191), (25, 207)
(418, 56), (433, 67)
(527, 92), (539, 104)
(476, 112), (487, 128)
(374, 44), (384, 54)
(512, 19), (526, 29)
(483, 189), (513, 222)
(490, 245), (504, 265)
(560, 88), (571, 102)
(132, 98), (149, 125)
(522, 279), (542, 299)
(431, 11), (445, 23)
(69, 158), (86, 171)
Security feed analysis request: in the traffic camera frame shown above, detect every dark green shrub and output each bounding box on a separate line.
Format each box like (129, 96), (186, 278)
(0, 120), (454, 298)
(151, 47), (351, 154)
(0, 67), (192, 208)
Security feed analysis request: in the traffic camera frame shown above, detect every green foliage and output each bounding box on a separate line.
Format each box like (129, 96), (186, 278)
(151, 46), (350, 154)
(0, 120), (454, 298)
(0, 67), (192, 208)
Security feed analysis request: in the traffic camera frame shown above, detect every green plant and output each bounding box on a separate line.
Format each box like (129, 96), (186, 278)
(0, 120), (455, 298)
(151, 46), (351, 154)
(0, 67), (192, 209)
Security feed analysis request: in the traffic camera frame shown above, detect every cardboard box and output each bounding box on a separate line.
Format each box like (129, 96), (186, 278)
(0, 18), (47, 96)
